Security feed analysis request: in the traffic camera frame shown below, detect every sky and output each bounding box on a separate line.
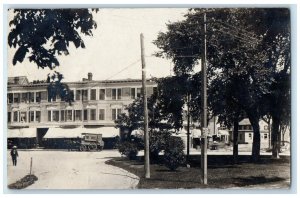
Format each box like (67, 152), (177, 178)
(7, 8), (189, 82)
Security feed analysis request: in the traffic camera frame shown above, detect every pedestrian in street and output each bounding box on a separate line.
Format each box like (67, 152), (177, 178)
(10, 146), (18, 166)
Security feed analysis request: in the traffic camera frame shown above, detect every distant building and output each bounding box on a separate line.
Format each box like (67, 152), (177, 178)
(7, 73), (156, 149)
(8, 76), (29, 85)
(229, 118), (270, 146)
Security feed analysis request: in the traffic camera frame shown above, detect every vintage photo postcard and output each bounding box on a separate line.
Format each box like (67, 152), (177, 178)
(6, 7), (291, 190)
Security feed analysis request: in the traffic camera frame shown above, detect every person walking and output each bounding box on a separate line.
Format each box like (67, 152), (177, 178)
(10, 146), (18, 166)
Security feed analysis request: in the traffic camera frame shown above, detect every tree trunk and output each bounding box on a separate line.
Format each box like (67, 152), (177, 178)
(233, 119), (239, 164)
(248, 114), (261, 162)
(271, 117), (280, 158)
(281, 129), (285, 145)
(268, 119), (271, 149)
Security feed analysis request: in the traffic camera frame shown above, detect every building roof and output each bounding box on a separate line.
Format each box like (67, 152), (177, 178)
(8, 76), (29, 85)
(7, 77), (156, 88)
(239, 118), (251, 125)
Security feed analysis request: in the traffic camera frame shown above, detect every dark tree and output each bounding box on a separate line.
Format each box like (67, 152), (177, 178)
(47, 71), (74, 105)
(114, 93), (173, 161)
(8, 9), (99, 103)
(208, 75), (245, 164)
(154, 8), (291, 161)
(115, 94), (173, 138)
(251, 9), (291, 158)
(156, 75), (190, 130)
(8, 9), (98, 69)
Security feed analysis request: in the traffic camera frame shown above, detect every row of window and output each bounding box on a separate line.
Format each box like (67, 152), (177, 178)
(8, 111), (41, 123)
(238, 125), (253, 130)
(7, 92), (46, 104)
(7, 87), (156, 104)
(74, 87), (147, 101)
(240, 133), (268, 140)
(7, 109), (122, 123)
(48, 108), (122, 122)
(239, 125), (269, 131)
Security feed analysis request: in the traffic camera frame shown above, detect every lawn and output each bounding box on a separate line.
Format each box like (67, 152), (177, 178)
(106, 155), (290, 189)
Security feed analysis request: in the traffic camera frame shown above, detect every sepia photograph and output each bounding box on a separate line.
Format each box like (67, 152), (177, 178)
(5, 6), (292, 191)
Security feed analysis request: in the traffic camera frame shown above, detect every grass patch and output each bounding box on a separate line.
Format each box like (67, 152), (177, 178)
(106, 155), (290, 189)
(8, 174), (38, 189)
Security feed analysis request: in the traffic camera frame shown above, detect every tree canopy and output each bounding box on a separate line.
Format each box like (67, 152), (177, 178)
(8, 9), (98, 69)
(154, 8), (291, 161)
(8, 9), (99, 104)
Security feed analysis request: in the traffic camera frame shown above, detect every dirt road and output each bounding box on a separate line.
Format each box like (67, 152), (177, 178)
(7, 150), (139, 189)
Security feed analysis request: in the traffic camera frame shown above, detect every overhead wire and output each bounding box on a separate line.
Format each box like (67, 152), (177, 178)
(104, 59), (141, 81)
(187, 13), (261, 41)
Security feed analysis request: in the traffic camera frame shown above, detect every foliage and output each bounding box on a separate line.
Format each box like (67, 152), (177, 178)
(115, 75), (202, 136)
(8, 174), (38, 189)
(114, 98), (143, 136)
(156, 76), (189, 130)
(154, 8), (291, 161)
(247, 8), (291, 157)
(149, 129), (172, 160)
(8, 9), (98, 69)
(163, 136), (186, 171)
(8, 9), (99, 105)
(115, 94), (173, 138)
(47, 71), (74, 105)
(118, 140), (139, 160)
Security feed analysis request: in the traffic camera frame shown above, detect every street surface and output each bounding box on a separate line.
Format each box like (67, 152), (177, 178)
(7, 145), (290, 190)
(7, 150), (139, 189)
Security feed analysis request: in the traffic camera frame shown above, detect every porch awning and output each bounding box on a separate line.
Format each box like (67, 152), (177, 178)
(191, 129), (202, 138)
(43, 127), (120, 139)
(84, 127), (120, 138)
(131, 129), (144, 137)
(218, 130), (229, 136)
(43, 127), (83, 139)
(8, 128), (36, 138)
(172, 128), (187, 137)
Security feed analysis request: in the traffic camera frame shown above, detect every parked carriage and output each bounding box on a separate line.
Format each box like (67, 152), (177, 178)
(78, 133), (105, 151)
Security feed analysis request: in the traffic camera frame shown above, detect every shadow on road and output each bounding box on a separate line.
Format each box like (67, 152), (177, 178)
(232, 176), (286, 187)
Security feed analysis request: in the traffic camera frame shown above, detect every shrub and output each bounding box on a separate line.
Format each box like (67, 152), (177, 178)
(118, 141), (139, 160)
(149, 129), (172, 161)
(8, 174), (38, 189)
(164, 136), (186, 171)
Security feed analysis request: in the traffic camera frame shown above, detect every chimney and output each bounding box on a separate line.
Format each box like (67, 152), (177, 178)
(88, 72), (93, 81)
(14, 77), (20, 84)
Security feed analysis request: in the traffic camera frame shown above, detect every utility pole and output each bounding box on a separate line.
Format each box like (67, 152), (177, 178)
(140, 33), (150, 178)
(201, 12), (208, 185)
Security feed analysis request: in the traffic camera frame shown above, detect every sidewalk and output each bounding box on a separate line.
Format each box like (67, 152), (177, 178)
(137, 148), (290, 156)
(187, 148), (291, 156)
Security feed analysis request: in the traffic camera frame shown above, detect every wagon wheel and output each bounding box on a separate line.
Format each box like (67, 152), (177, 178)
(89, 143), (97, 151)
(79, 145), (86, 151)
(86, 145), (91, 151)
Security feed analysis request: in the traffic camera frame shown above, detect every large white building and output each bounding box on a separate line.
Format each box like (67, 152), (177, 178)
(7, 73), (156, 149)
